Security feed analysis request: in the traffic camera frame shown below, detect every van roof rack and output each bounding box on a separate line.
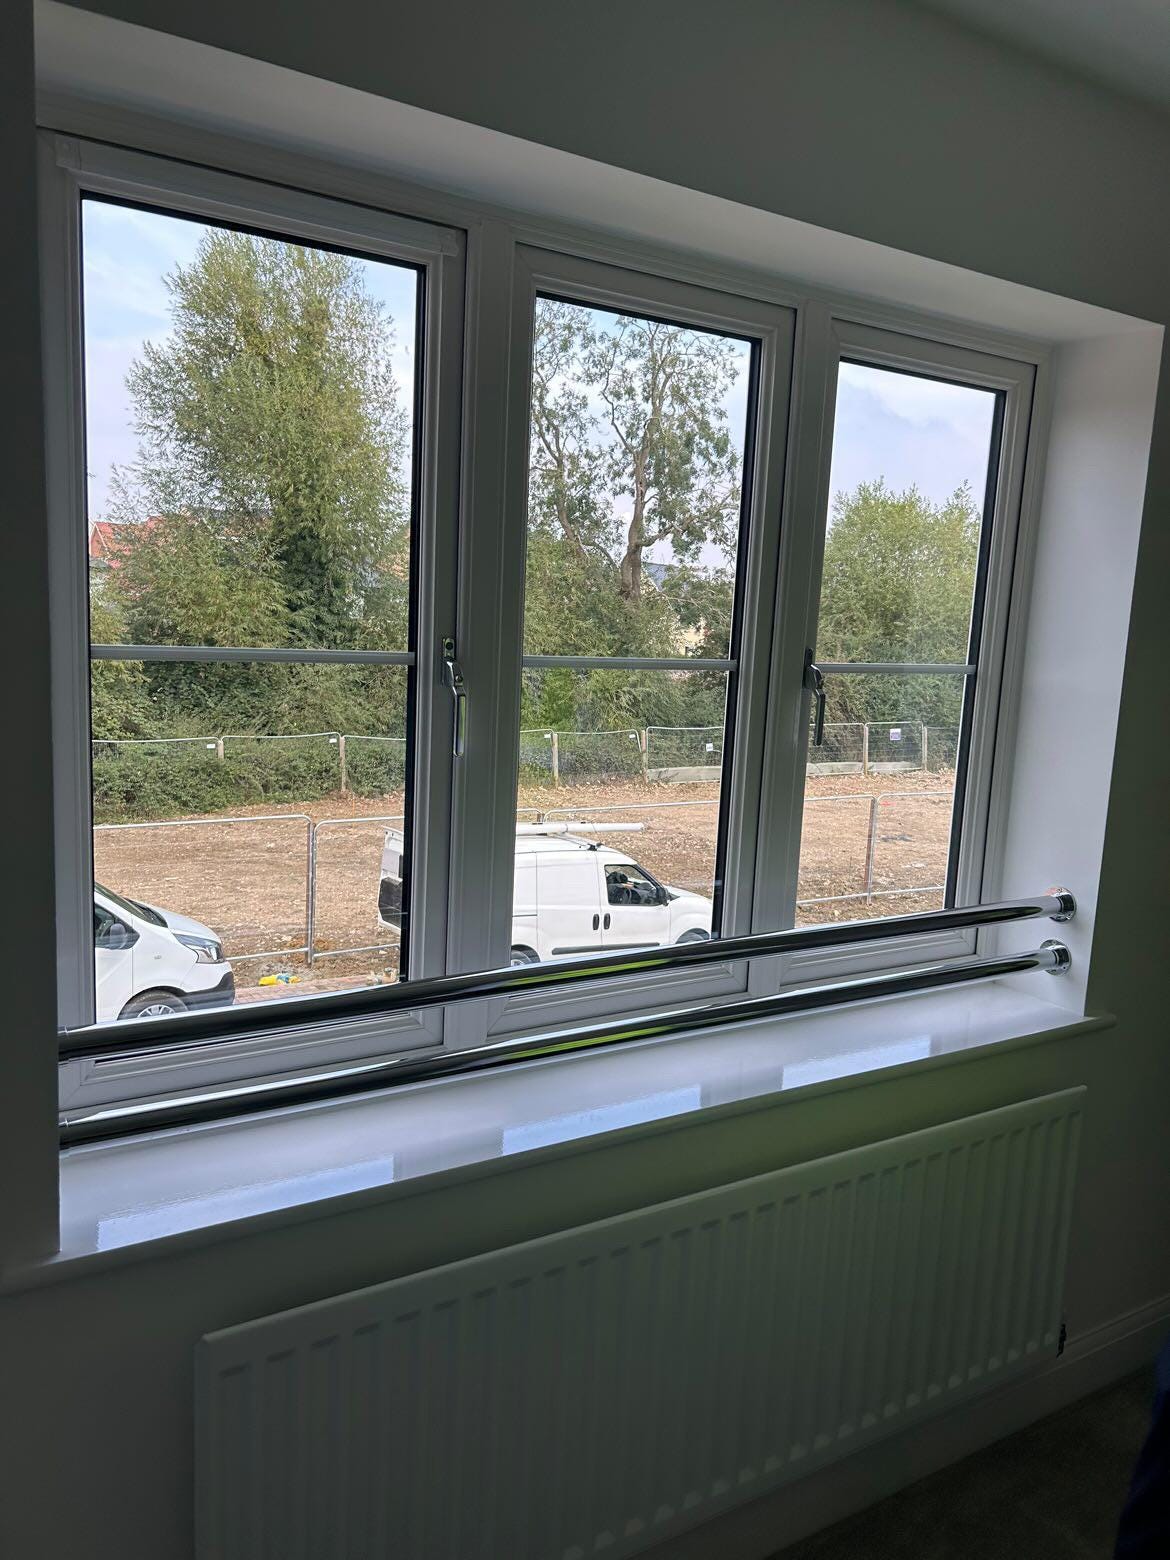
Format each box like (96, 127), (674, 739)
(514, 822), (646, 836)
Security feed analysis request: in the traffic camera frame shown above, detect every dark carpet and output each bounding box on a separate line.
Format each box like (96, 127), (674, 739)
(771, 1370), (1154, 1560)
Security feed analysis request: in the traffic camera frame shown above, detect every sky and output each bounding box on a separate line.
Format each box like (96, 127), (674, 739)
(81, 199), (996, 542)
(81, 198), (419, 519)
(830, 361), (996, 516)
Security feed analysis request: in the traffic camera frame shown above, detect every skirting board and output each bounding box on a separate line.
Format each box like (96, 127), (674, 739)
(648, 1289), (1170, 1560)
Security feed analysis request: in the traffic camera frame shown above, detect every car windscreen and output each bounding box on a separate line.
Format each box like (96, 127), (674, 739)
(95, 882), (167, 926)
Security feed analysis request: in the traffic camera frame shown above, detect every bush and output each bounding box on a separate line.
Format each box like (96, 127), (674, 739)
(91, 731), (412, 824)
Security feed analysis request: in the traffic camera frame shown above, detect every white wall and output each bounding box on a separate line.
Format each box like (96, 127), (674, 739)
(3, 1), (1170, 1556)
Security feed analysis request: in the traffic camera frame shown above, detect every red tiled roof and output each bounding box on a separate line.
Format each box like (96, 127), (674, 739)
(88, 517), (161, 567)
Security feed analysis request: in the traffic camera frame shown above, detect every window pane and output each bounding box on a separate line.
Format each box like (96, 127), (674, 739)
(798, 360), (1003, 925)
(513, 669), (726, 962)
(81, 198), (419, 653)
(796, 673), (964, 926)
(817, 363), (998, 668)
(80, 195), (423, 1030)
(525, 297), (754, 660)
(90, 663), (410, 1017)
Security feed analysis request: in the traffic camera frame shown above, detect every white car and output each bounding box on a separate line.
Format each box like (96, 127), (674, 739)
(378, 825), (713, 965)
(94, 883), (235, 1022)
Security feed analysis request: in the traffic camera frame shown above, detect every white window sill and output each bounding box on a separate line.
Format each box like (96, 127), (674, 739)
(5, 981), (1111, 1292)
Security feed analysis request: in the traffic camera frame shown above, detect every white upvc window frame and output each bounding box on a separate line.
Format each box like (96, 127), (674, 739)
(460, 245), (797, 1047)
(42, 136), (466, 1112)
(40, 119), (1048, 1120)
(746, 312), (1038, 998)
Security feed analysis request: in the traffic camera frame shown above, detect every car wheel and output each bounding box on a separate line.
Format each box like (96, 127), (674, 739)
(676, 929), (711, 944)
(509, 946), (539, 967)
(118, 989), (189, 1020)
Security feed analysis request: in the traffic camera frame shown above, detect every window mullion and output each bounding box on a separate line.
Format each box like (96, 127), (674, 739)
(400, 237), (465, 988)
(441, 221), (530, 1049)
(749, 301), (839, 995)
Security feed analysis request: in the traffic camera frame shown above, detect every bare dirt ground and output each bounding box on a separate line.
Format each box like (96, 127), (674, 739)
(93, 768), (956, 1002)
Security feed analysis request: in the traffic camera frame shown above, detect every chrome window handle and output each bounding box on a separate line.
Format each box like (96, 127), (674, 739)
(803, 647), (827, 747)
(441, 636), (467, 758)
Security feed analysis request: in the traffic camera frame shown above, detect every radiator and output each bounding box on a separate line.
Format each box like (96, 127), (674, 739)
(197, 1088), (1084, 1560)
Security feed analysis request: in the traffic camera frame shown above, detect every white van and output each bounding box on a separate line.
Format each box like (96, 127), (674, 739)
(94, 883), (235, 1022)
(378, 825), (713, 965)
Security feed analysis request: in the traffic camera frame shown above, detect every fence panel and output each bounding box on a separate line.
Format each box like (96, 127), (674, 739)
(864, 721), (923, 772)
(645, 726), (723, 777)
(93, 813), (312, 965)
(308, 814), (405, 974)
(806, 723), (866, 773)
(518, 729), (559, 782)
(923, 726), (960, 772)
(795, 795), (876, 914)
(341, 735), (408, 797)
(221, 731), (343, 798)
(92, 736), (226, 823)
(866, 791), (952, 916)
(557, 729), (645, 781)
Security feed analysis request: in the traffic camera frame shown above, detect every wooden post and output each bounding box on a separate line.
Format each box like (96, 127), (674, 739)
(861, 723), (870, 777)
(864, 796), (879, 902)
(922, 725), (929, 774)
(215, 737), (224, 762)
(640, 728), (649, 783)
(338, 733), (348, 794)
(550, 731), (560, 786)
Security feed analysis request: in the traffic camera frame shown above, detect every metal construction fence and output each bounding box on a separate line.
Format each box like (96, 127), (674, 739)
(517, 720), (957, 782)
(93, 730), (409, 796)
(95, 721), (955, 795)
(92, 791), (954, 981)
(94, 721), (958, 807)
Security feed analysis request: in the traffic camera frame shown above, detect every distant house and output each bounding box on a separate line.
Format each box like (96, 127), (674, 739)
(88, 517), (161, 577)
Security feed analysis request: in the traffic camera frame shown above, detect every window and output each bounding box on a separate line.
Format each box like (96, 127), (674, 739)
(774, 323), (1033, 983)
(43, 138), (1038, 1122)
(800, 353), (1001, 923)
(512, 286), (757, 958)
(82, 195), (423, 1015)
(46, 143), (464, 1111)
(605, 864), (666, 908)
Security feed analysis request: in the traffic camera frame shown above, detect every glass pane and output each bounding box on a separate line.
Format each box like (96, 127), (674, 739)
(90, 663), (410, 1018)
(513, 669), (726, 963)
(81, 197), (419, 653)
(817, 362), (999, 668)
(797, 359), (1003, 927)
(524, 297), (754, 660)
(796, 674), (964, 926)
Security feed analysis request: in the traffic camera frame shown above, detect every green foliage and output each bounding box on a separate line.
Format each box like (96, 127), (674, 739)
(816, 480), (980, 727)
(88, 596), (153, 740)
(98, 229), (411, 753)
(92, 732), (408, 824)
(522, 299), (742, 735)
(91, 237), (981, 817)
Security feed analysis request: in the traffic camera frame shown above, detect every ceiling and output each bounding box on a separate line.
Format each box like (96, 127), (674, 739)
(915, 0), (1170, 112)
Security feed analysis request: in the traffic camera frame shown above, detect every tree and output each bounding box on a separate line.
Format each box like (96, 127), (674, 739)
(101, 229), (410, 732)
(88, 596), (152, 740)
(816, 480), (981, 728)
(523, 299), (743, 733)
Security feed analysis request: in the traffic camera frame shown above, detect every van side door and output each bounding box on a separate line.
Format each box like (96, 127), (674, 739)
(536, 852), (605, 957)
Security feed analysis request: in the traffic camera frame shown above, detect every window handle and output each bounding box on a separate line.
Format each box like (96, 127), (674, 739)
(803, 647), (826, 747)
(592, 913), (600, 931)
(441, 636), (467, 758)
